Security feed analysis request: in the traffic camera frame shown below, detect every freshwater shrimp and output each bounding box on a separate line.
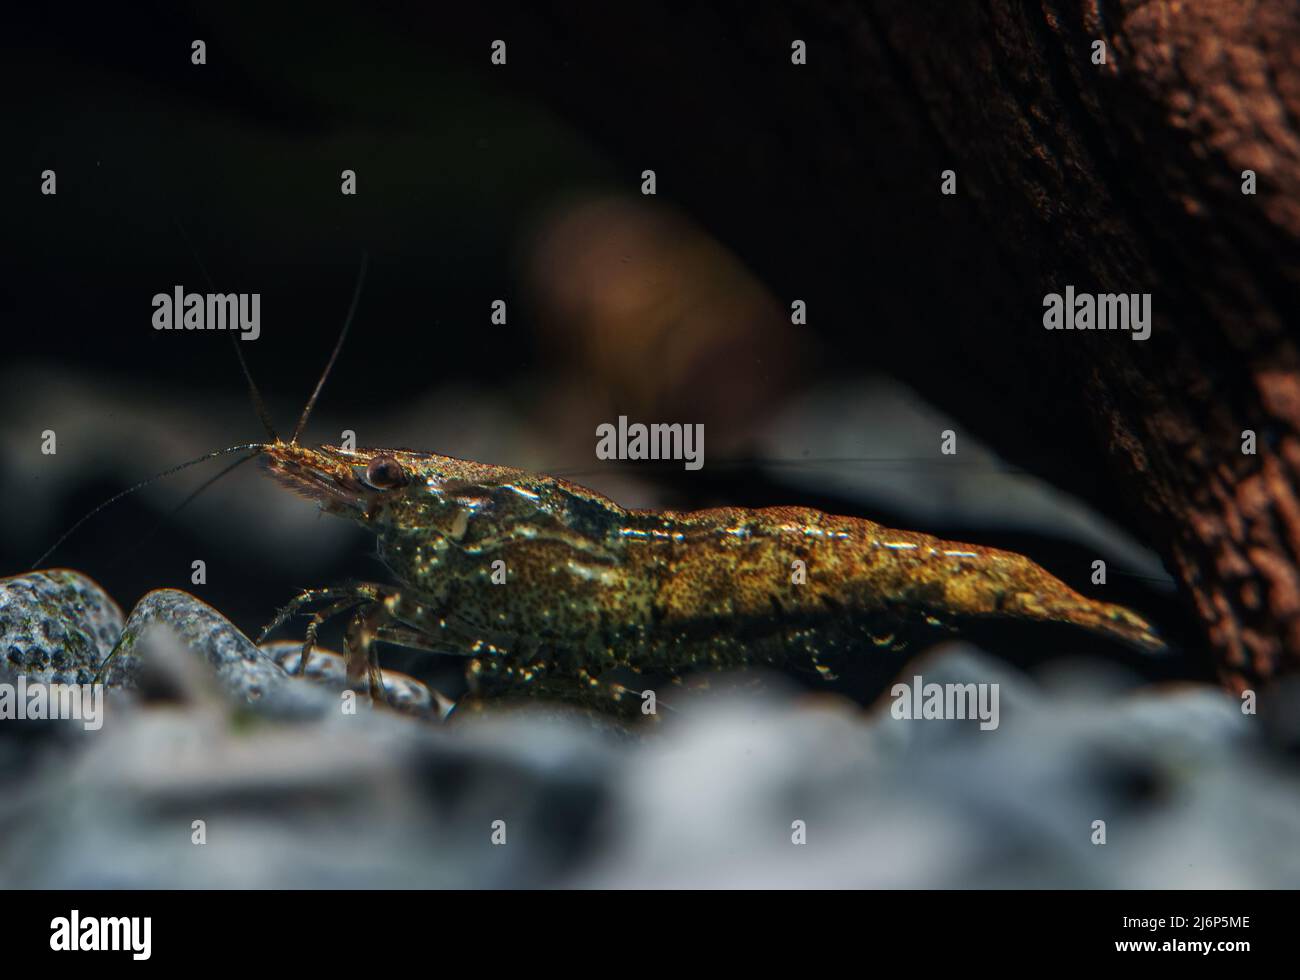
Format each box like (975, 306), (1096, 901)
(255, 437), (1164, 717)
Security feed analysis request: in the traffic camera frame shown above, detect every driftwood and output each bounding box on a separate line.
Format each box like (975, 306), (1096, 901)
(422, 1), (1300, 689)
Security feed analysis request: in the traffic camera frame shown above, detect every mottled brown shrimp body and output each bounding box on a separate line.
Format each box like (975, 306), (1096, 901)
(258, 442), (1163, 715)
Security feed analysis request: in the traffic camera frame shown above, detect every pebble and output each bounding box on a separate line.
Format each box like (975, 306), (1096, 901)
(262, 640), (451, 720)
(105, 589), (325, 718)
(0, 569), (124, 683)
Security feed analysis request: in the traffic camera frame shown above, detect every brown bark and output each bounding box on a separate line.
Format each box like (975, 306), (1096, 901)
(423, 1), (1300, 689)
(886, 0), (1300, 692)
(883, 0), (1300, 691)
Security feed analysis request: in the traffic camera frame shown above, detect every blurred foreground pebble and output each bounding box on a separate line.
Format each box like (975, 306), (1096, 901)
(2, 564), (1299, 886)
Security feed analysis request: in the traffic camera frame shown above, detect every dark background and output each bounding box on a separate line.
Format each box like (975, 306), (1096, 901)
(1, 3), (1203, 699)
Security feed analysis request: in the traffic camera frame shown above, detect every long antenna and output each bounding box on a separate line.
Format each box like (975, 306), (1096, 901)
(169, 212), (279, 441)
(31, 443), (267, 569)
(106, 449), (260, 570)
(291, 251), (369, 445)
(231, 334), (279, 442)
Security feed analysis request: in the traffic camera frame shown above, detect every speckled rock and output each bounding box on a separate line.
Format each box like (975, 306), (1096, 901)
(106, 589), (325, 718)
(261, 640), (451, 721)
(0, 569), (124, 683)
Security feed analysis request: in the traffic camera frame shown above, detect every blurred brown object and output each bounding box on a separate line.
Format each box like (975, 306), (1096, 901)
(524, 195), (810, 456)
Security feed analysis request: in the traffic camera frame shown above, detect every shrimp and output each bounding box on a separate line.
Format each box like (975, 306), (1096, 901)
(255, 439), (1164, 717)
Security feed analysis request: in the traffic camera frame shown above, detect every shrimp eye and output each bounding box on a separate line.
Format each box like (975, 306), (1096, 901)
(363, 454), (408, 490)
